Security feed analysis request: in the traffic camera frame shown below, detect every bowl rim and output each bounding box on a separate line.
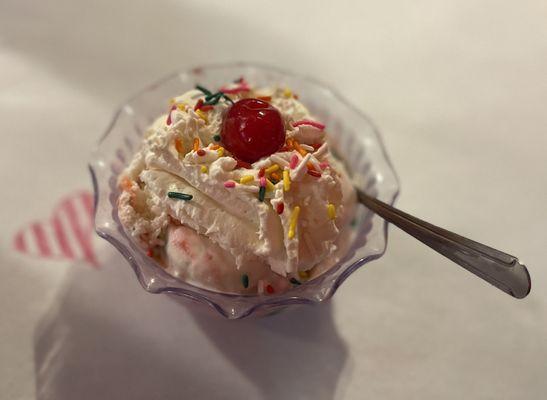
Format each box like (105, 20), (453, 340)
(89, 61), (400, 319)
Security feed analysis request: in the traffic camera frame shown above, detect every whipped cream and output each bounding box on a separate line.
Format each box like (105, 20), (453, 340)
(118, 80), (356, 293)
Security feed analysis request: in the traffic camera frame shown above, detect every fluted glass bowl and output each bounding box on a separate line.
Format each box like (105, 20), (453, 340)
(89, 63), (399, 319)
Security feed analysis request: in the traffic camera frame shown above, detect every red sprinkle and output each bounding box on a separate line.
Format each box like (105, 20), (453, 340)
(319, 161), (330, 170)
(147, 248), (153, 257)
(292, 119), (326, 130)
(311, 143), (322, 151)
(197, 149), (206, 156)
(166, 104), (177, 125)
(224, 181), (236, 188)
(276, 202), (284, 215)
(194, 98), (204, 111)
(200, 105), (214, 111)
(258, 167), (266, 178)
(307, 169), (322, 178)
(259, 177), (267, 188)
(266, 284), (275, 294)
(235, 159), (252, 169)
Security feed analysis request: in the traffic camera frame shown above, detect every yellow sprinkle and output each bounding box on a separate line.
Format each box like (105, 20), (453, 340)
(217, 147), (224, 157)
(288, 206), (301, 239)
(176, 103), (187, 111)
(193, 138), (200, 152)
(169, 98), (176, 105)
(283, 169), (291, 192)
(201, 165), (208, 173)
(283, 87), (292, 98)
(195, 109), (208, 123)
(239, 175), (254, 184)
(298, 270), (310, 280)
(327, 203), (336, 220)
(265, 178), (275, 192)
(265, 164), (280, 174)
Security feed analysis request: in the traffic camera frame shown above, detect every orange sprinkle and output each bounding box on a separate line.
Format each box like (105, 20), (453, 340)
(193, 138), (200, 152)
(270, 171), (280, 181)
(174, 138), (184, 154)
(306, 162), (316, 171)
(286, 138), (295, 150)
(210, 144), (220, 150)
(257, 96), (272, 102)
(293, 140), (307, 157)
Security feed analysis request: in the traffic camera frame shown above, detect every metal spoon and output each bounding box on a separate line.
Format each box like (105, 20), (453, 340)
(357, 189), (531, 299)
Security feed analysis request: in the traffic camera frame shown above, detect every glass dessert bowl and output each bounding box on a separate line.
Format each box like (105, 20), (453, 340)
(89, 63), (399, 319)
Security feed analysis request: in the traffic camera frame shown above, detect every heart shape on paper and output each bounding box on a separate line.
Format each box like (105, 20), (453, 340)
(13, 190), (98, 267)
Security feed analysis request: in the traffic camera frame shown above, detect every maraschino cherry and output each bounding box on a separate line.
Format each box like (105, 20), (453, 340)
(221, 98), (285, 163)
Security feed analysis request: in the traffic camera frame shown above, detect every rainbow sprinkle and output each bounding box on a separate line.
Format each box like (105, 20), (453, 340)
(327, 203), (336, 220)
(289, 153), (299, 169)
(307, 169), (321, 178)
(276, 202), (284, 215)
(239, 175), (254, 184)
(167, 191), (193, 201)
(197, 149), (206, 156)
(213, 134), (221, 142)
(293, 141), (307, 157)
(265, 164), (280, 174)
(174, 138), (184, 154)
(265, 178), (275, 192)
(283, 87), (292, 98)
(288, 206), (300, 239)
(270, 171), (281, 181)
(224, 181), (236, 188)
(195, 109), (208, 123)
(201, 165), (208, 173)
(292, 119), (326, 130)
(217, 147), (224, 157)
(319, 161), (329, 170)
(266, 284), (275, 294)
(193, 138), (200, 152)
(258, 186), (266, 202)
(283, 170), (291, 192)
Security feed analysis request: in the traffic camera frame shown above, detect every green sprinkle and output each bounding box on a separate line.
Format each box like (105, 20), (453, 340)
(290, 277), (301, 285)
(204, 92), (222, 105)
(220, 93), (234, 104)
(167, 191), (193, 201)
(350, 218), (358, 227)
(241, 274), (249, 288)
(258, 186), (266, 202)
(213, 134), (221, 142)
(195, 85), (212, 96)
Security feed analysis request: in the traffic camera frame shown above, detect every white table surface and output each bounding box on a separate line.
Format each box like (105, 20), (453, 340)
(1, 1), (546, 399)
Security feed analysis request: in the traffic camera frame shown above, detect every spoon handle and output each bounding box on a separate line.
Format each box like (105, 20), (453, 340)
(357, 189), (531, 298)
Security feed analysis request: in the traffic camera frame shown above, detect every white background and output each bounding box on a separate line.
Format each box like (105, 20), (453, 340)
(1, 1), (546, 399)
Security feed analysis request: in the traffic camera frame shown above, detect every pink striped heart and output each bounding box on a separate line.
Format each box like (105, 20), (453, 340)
(13, 190), (98, 267)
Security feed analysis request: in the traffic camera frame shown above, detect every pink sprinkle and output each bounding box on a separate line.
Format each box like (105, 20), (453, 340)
(166, 104), (177, 125)
(319, 161), (330, 170)
(224, 181), (236, 188)
(289, 153), (299, 169)
(259, 177), (266, 187)
(292, 119), (325, 130)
